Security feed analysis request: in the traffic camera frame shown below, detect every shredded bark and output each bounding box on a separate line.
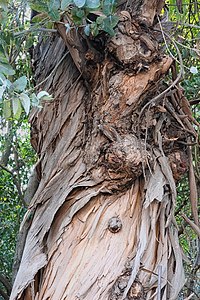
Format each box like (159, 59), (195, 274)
(10, 1), (198, 300)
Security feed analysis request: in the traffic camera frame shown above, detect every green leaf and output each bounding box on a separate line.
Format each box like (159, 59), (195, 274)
(3, 100), (11, 119)
(0, 62), (15, 76)
(48, 0), (60, 20)
(12, 98), (21, 117)
(99, 15), (118, 36)
(19, 93), (31, 115)
(0, 86), (6, 101)
(37, 91), (50, 99)
(0, 73), (6, 83)
(90, 23), (99, 36)
(102, 0), (115, 15)
(12, 76), (27, 92)
(48, 0), (60, 10)
(75, 8), (85, 18)
(4, 79), (11, 88)
(48, 10), (60, 21)
(190, 66), (198, 74)
(73, 0), (86, 8)
(30, 93), (40, 107)
(85, 0), (100, 9)
(0, 0), (8, 11)
(61, 0), (73, 10)
(96, 15), (106, 25)
(31, 13), (48, 23)
(0, 52), (9, 64)
(30, 1), (49, 13)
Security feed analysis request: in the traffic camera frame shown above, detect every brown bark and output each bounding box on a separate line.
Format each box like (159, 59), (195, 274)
(10, 1), (197, 300)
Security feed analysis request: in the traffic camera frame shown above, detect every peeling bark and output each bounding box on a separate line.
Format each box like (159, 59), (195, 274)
(10, 1), (197, 300)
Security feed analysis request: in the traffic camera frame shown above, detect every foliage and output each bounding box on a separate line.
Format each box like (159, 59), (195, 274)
(0, 1), (52, 120)
(0, 117), (36, 299)
(30, 0), (119, 36)
(0, 2), (37, 298)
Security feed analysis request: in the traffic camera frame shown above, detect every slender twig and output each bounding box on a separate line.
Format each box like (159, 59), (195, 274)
(174, 21), (200, 30)
(0, 274), (12, 294)
(184, 293), (195, 300)
(0, 163), (24, 204)
(189, 98), (200, 105)
(158, 17), (185, 73)
(188, 146), (199, 226)
(0, 288), (9, 300)
(157, 265), (162, 300)
(182, 214), (200, 238)
(13, 27), (57, 37)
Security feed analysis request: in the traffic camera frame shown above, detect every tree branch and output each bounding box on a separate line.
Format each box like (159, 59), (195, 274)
(0, 287), (9, 300)
(0, 163), (25, 206)
(0, 121), (13, 167)
(0, 274), (12, 294)
(13, 28), (57, 37)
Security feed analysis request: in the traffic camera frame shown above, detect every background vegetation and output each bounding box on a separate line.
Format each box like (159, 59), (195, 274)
(0, 0), (199, 299)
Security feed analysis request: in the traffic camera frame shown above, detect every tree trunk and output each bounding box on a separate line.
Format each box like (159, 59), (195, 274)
(10, 1), (196, 300)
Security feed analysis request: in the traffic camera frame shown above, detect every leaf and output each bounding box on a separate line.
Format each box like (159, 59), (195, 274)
(0, 86), (5, 101)
(99, 15), (118, 36)
(73, 0), (86, 8)
(48, 0), (60, 10)
(12, 98), (21, 117)
(0, 52), (9, 64)
(48, 10), (60, 21)
(3, 100), (11, 119)
(190, 66), (198, 74)
(4, 79), (11, 88)
(85, 0), (100, 9)
(108, 15), (119, 27)
(0, 62), (15, 76)
(75, 8), (85, 18)
(0, 73), (6, 83)
(84, 24), (90, 36)
(96, 16), (106, 25)
(31, 13), (48, 23)
(14, 102), (22, 119)
(0, 0), (8, 10)
(37, 91), (50, 99)
(102, 0), (115, 15)
(90, 23), (99, 36)
(30, 93), (39, 107)
(48, 0), (61, 20)
(19, 93), (31, 115)
(30, 1), (49, 13)
(12, 76), (27, 92)
(61, 0), (73, 10)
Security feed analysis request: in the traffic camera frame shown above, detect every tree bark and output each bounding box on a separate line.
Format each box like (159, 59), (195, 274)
(10, 1), (196, 300)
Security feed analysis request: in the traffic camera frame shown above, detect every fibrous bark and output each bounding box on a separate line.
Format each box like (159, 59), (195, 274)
(10, 1), (197, 300)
